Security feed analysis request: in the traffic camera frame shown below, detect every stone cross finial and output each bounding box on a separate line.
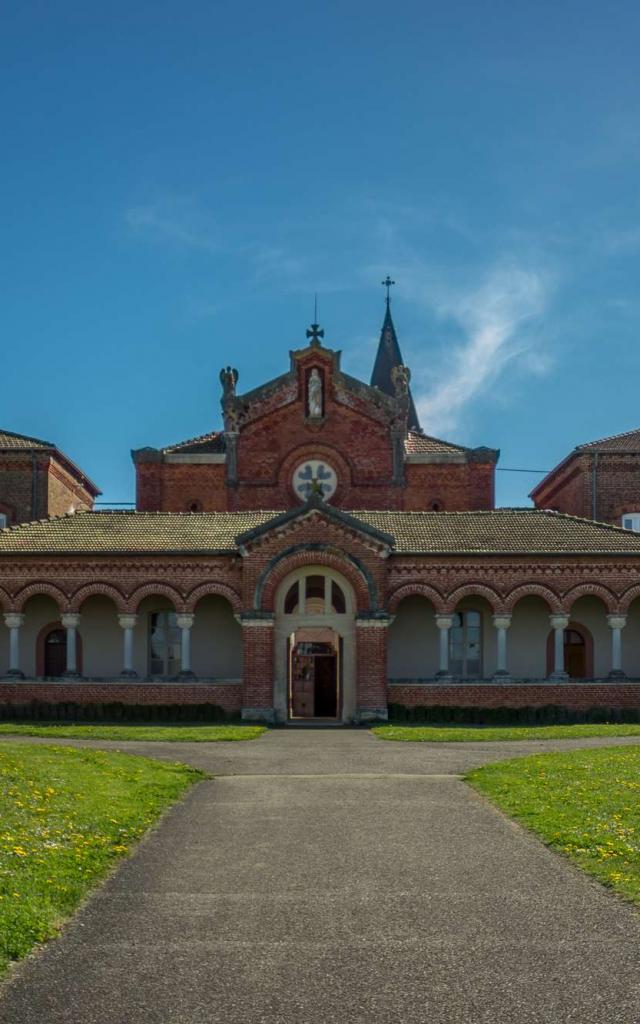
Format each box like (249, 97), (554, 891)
(306, 323), (324, 347)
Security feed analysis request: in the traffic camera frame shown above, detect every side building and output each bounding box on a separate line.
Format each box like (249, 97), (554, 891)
(0, 429), (100, 527)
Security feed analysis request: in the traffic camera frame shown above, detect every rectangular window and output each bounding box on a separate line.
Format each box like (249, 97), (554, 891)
(0, 514), (6, 529)
(449, 611), (483, 678)
(149, 612), (180, 677)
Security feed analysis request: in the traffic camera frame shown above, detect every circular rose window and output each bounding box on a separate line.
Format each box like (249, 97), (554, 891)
(292, 459), (337, 502)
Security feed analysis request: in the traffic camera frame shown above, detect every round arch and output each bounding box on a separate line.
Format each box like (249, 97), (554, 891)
(618, 585), (640, 614)
(257, 544), (375, 613)
(69, 583), (128, 613)
(444, 583), (503, 614)
(561, 583), (618, 614)
(185, 582), (242, 615)
(128, 583), (185, 613)
(546, 620), (594, 679)
(15, 582), (69, 613)
(504, 584), (564, 614)
(0, 585), (12, 613)
(387, 583), (446, 615)
(36, 620), (84, 678)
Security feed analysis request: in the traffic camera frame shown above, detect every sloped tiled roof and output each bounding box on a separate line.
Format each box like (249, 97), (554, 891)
(404, 431), (468, 455)
(161, 431), (226, 455)
(0, 429), (55, 450)
(2, 508), (640, 556)
(577, 428), (640, 452)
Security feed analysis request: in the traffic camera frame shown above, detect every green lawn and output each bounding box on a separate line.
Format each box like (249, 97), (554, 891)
(0, 723), (266, 742)
(468, 746), (640, 905)
(0, 744), (202, 974)
(372, 723), (640, 743)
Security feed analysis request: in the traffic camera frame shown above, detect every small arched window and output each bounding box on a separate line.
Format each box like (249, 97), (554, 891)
(188, 501), (202, 513)
(430, 501), (444, 512)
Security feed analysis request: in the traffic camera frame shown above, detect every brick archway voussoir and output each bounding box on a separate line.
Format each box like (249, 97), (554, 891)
(258, 547), (373, 613)
(444, 583), (504, 614)
(618, 585), (640, 614)
(0, 586), (12, 612)
(128, 582), (186, 613)
(504, 584), (564, 614)
(185, 582), (242, 614)
(387, 583), (446, 615)
(561, 583), (619, 613)
(14, 582), (70, 613)
(69, 583), (128, 613)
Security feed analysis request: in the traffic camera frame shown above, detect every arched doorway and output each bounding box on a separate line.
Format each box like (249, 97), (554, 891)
(546, 621), (593, 679)
(45, 628), (67, 677)
(274, 567), (355, 723)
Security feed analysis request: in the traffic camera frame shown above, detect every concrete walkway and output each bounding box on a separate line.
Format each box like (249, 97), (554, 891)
(1, 730), (640, 1023)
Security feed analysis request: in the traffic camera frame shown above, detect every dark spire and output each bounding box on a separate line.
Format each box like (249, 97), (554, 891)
(370, 287), (420, 431)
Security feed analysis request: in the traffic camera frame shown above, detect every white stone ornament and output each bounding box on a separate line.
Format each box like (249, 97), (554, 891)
(293, 460), (337, 502)
(308, 368), (323, 418)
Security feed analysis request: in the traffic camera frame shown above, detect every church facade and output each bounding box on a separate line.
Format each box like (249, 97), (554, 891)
(2, 302), (640, 722)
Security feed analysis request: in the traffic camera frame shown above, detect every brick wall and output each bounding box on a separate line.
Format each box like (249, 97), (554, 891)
(389, 682), (640, 710)
(0, 681), (242, 711)
(0, 452), (95, 524)
(532, 451), (640, 527)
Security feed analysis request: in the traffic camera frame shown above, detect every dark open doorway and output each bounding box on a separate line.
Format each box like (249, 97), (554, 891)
(288, 636), (339, 720)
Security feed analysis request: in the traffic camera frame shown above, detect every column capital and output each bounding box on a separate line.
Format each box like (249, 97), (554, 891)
(118, 614), (138, 630)
(492, 614), (512, 630)
(176, 614), (195, 630)
(61, 613), (81, 629)
(435, 615), (454, 630)
(607, 615), (627, 630)
(4, 613), (25, 629)
(549, 614), (570, 630)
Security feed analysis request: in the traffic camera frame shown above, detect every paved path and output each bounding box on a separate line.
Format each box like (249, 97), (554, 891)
(1, 730), (640, 1023)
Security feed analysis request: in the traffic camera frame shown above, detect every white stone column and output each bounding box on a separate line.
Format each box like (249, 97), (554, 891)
(435, 615), (454, 679)
(549, 614), (569, 681)
(60, 613), (81, 678)
(118, 614), (138, 679)
(176, 614), (195, 678)
(492, 614), (512, 679)
(607, 615), (627, 679)
(3, 613), (25, 679)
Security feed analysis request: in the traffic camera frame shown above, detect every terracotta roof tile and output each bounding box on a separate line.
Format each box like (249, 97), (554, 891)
(404, 431), (468, 455)
(576, 428), (640, 452)
(0, 429), (54, 450)
(1, 508), (640, 556)
(161, 431), (226, 455)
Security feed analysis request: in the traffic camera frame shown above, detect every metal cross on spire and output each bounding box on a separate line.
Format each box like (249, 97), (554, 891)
(382, 275), (395, 306)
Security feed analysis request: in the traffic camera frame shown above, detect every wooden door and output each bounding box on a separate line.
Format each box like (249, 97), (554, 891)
(314, 655), (337, 717)
(45, 629), (67, 677)
(565, 629), (586, 678)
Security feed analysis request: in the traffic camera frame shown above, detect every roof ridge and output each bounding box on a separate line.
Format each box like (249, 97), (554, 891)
(0, 427), (55, 447)
(162, 429), (224, 452)
(577, 426), (640, 450)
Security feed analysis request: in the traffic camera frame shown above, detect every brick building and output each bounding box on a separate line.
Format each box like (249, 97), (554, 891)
(531, 428), (640, 531)
(0, 429), (100, 527)
(1, 301), (640, 721)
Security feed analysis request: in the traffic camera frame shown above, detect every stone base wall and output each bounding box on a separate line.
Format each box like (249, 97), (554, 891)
(389, 681), (640, 710)
(0, 681), (242, 712)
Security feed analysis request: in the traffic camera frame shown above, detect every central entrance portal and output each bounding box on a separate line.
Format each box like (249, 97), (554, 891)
(288, 629), (340, 720)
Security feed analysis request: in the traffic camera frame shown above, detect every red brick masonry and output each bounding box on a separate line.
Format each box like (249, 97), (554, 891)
(389, 682), (640, 710)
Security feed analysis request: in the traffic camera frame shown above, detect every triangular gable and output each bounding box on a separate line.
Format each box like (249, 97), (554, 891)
(234, 493), (396, 552)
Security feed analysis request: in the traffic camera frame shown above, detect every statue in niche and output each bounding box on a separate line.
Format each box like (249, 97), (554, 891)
(308, 368), (323, 418)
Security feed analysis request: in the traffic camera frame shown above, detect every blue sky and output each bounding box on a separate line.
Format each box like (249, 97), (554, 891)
(3, 0), (640, 507)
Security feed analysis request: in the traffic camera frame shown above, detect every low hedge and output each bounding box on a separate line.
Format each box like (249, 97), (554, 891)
(387, 703), (640, 725)
(0, 700), (237, 723)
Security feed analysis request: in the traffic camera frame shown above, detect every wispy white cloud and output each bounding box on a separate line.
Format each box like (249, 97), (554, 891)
(366, 261), (552, 436)
(125, 199), (221, 253)
(417, 266), (550, 434)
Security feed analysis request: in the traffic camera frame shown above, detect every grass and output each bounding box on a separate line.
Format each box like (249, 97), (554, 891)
(0, 723), (266, 742)
(0, 743), (203, 974)
(468, 746), (640, 905)
(372, 723), (640, 743)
